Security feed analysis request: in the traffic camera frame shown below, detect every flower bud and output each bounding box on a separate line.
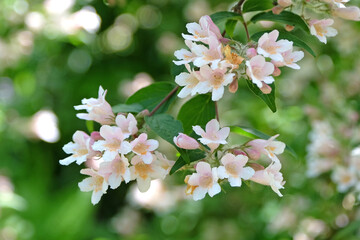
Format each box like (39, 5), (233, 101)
(272, 5), (284, 15)
(246, 48), (257, 59)
(244, 147), (262, 160)
(229, 79), (238, 93)
(333, 6), (360, 21)
(90, 131), (102, 141)
(278, 0), (292, 8)
(173, 133), (200, 150)
(273, 66), (281, 77)
(231, 149), (247, 156)
(285, 24), (295, 32)
(260, 83), (272, 94)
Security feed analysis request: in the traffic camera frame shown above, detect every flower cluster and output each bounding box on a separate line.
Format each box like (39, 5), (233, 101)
(60, 86), (174, 204)
(174, 119), (287, 200)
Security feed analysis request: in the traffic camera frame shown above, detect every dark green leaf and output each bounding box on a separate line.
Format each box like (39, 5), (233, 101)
(177, 94), (216, 134)
(225, 19), (237, 38)
(230, 126), (297, 158)
(243, 0), (273, 13)
(210, 11), (243, 25)
(145, 113), (184, 146)
(126, 82), (176, 114)
(246, 80), (277, 113)
(251, 30), (316, 57)
(251, 11), (309, 33)
(86, 120), (94, 133)
(112, 103), (144, 113)
(170, 149), (206, 174)
(171, 63), (187, 77)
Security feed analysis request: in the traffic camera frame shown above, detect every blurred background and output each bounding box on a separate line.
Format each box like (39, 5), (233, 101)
(0, 0), (360, 239)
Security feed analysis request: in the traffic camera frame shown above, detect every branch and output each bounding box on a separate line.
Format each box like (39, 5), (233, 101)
(149, 86), (179, 116)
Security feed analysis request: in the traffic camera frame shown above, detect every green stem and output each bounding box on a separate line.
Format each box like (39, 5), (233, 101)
(233, 0), (250, 42)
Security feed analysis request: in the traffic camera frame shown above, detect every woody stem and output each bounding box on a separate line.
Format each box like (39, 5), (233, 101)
(149, 86), (179, 117)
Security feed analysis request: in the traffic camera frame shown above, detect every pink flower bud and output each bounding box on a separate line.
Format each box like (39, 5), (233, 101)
(90, 131), (102, 141)
(260, 83), (272, 94)
(278, 0), (292, 8)
(273, 66), (281, 77)
(272, 5), (284, 15)
(285, 24), (295, 32)
(232, 149), (247, 156)
(244, 147), (262, 160)
(229, 79), (238, 93)
(173, 133), (200, 150)
(246, 48), (257, 59)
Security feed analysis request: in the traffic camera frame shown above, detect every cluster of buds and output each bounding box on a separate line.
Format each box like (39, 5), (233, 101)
(60, 86), (175, 204)
(174, 119), (287, 200)
(272, 0), (359, 44)
(174, 15), (304, 97)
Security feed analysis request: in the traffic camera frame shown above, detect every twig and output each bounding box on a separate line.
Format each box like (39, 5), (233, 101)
(233, 0), (250, 42)
(149, 86), (179, 117)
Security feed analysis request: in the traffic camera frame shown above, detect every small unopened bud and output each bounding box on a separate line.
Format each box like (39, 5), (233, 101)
(229, 79), (238, 93)
(173, 133), (200, 150)
(285, 24), (295, 32)
(90, 131), (102, 141)
(246, 48), (257, 58)
(278, 0), (292, 8)
(273, 66), (281, 77)
(232, 149), (247, 156)
(244, 147), (261, 160)
(137, 109), (150, 118)
(272, 5), (284, 15)
(260, 83), (272, 94)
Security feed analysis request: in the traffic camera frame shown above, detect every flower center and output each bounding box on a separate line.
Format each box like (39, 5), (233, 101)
(199, 174), (213, 188)
(133, 142), (149, 155)
(225, 162), (240, 176)
(135, 162), (153, 179)
(105, 140), (121, 151)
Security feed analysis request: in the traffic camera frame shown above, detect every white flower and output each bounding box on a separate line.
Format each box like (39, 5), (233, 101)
(272, 49), (304, 70)
(333, 6), (360, 21)
(350, 147), (360, 171)
(78, 168), (108, 205)
(217, 153), (255, 187)
(131, 133), (159, 164)
(246, 55), (275, 88)
(182, 15), (223, 44)
(309, 19), (338, 44)
(246, 134), (286, 163)
(115, 113), (138, 139)
(175, 64), (205, 98)
(92, 125), (132, 162)
(257, 30), (293, 61)
(323, 0), (349, 8)
(251, 161), (285, 197)
(190, 34), (224, 69)
(198, 65), (235, 101)
(74, 86), (115, 125)
(60, 131), (93, 165)
(173, 40), (197, 65)
(98, 154), (131, 189)
(193, 119), (230, 152)
(332, 166), (357, 192)
(153, 151), (175, 174)
(130, 155), (168, 192)
(186, 162), (221, 201)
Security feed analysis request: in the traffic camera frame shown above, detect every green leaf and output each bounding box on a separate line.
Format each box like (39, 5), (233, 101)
(246, 80), (277, 113)
(145, 113), (184, 146)
(210, 11), (243, 25)
(251, 30), (316, 57)
(251, 11), (309, 33)
(112, 103), (144, 113)
(126, 82), (176, 114)
(230, 126), (297, 158)
(243, 0), (273, 13)
(225, 19), (237, 38)
(171, 63), (187, 77)
(177, 94), (216, 134)
(333, 220), (360, 240)
(86, 120), (94, 133)
(170, 149), (206, 175)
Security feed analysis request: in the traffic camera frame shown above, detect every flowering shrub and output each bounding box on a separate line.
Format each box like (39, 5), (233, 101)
(60, 0), (359, 204)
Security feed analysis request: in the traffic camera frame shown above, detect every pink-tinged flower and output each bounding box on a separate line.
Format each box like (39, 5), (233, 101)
(154, 151), (175, 174)
(186, 162), (221, 200)
(173, 133), (200, 150)
(278, 0), (292, 7)
(257, 30), (293, 61)
(182, 15), (224, 44)
(246, 134), (286, 162)
(217, 153), (255, 187)
(60, 131), (94, 165)
(98, 154), (131, 189)
(333, 6), (360, 21)
(246, 55), (275, 88)
(175, 64), (205, 98)
(115, 113), (138, 139)
(272, 50), (304, 70)
(92, 125), (132, 162)
(246, 48), (257, 58)
(198, 65), (235, 101)
(251, 161), (285, 197)
(193, 119), (230, 152)
(190, 34), (224, 69)
(74, 86), (115, 125)
(78, 168), (108, 205)
(324, 0), (350, 8)
(173, 40), (197, 65)
(131, 133), (159, 164)
(332, 166), (357, 192)
(309, 19), (337, 44)
(130, 155), (168, 192)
